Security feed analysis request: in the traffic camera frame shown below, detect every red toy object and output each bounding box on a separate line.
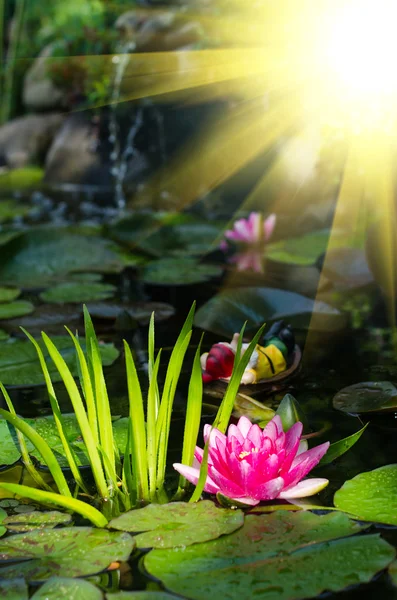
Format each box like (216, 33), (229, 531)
(201, 343), (235, 383)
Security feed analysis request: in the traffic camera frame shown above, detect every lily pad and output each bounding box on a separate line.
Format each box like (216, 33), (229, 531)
(0, 288), (20, 303)
(0, 419), (27, 465)
(0, 167), (44, 190)
(0, 507), (6, 538)
(144, 511), (395, 600)
(0, 578), (28, 599)
(108, 211), (189, 250)
(1, 304), (81, 334)
(4, 511), (72, 532)
(194, 287), (346, 337)
(40, 282), (117, 304)
(141, 258), (222, 286)
(266, 230), (331, 266)
(232, 394), (275, 424)
(108, 501), (244, 549)
(333, 381), (397, 414)
(334, 465), (397, 525)
(0, 200), (32, 223)
(86, 301), (175, 323)
(0, 336), (119, 387)
(0, 228), (131, 286)
(0, 527), (135, 582)
(137, 220), (225, 257)
(107, 594), (179, 599)
(32, 577), (103, 599)
(0, 301), (34, 320)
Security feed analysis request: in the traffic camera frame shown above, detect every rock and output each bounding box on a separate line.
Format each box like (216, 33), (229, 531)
(115, 10), (202, 52)
(23, 43), (66, 111)
(0, 114), (64, 168)
(44, 114), (112, 186)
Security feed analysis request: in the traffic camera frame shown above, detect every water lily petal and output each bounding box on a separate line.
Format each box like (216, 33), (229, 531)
(262, 415), (283, 442)
(227, 424), (245, 445)
(173, 463), (219, 494)
(237, 416), (252, 438)
(247, 423), (262, 447)
(264, 213), (276, 241)
(279, 478), (329, 499)
(228, 495), (260, 506)
(204, 424), (227, 448)
(209, 467), (246, 497)
(283, 442), (330, 488)
(256, 476), (285, 500)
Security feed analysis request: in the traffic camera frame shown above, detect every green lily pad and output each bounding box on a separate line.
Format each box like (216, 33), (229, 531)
(334, 464), (397, 525)
(0, 167), (44, 190)
(0, 527), (135, 582)
(32, 577), (103, 599)
(4, 511), (72, 532)
(108, 501), (244, 549)
(0, 419), (27, 465)
(108, 211), (189, 251)
(0, 301), (34, 320)
(333, 381), (397, 414)
(69, 273), (103, 282)
(137, 220), (225, 258)
(0, 287), (20, 303)
(107, 594), (179, 599)
(232, 394), (275, 424)
(0, 335), (119, 387)
(0, 507), (6, 538)
(0, 228), (131, 286)
(145, 511), (395, 600)
(85, 301), (175, 323)
(0, 578), (28, 599)
(141, 258), (222, 286)
(40, 282), (117, 304)
(1, 304), (81, 334)
(194, 287), (346, 337)
(266, 230), (331, 266)
(0, 200), (32, 223)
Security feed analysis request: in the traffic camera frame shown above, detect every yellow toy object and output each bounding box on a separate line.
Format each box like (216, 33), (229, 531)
(241, 343), (287, 384)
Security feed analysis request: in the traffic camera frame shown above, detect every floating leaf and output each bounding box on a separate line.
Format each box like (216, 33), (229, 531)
(333, 382), (397, 415)
(319, 424), (368, 466)
(1, 304), (81, 334)
(0, 200), (31, 223)
(108, 501), (244, 549)
(0, 527), (135, 582)
(334, 464), (397, 525)
(0, 578), (28, 599)
(4, 511), (72, 532)
(141, 258), (222, 286)
(0, 229), (130, 286)
(86, 302), (175, 323)
(0, 419), (26, 465)
(0, 301), (34, 320)
(232, 394), (275, 424)
(108, 211), (190, 250)
(40, 282), (117, 304)
(0, 336), (119, 386)
(194, 287), (346, 337)
(145, 511), (394, 600)
(107, 593), (179, 599)
(31, 577), (103, 599)
(266, 230), (331, 265)
(0, 507), (6, 538)
(0, 288), (20, 303)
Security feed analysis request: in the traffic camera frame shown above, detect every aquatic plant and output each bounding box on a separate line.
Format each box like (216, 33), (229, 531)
(174, 415), (329, 506)
(0, 305), (263, 524)
(220, 212), (276, 249)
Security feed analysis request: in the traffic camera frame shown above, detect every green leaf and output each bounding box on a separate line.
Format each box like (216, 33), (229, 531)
(40, 282), (116, 304)
(0, 228), (130, 286)
(275, 394), (309, 431)
(233, 393), (275, 424)
(0, 336), (119, 386)
(0, 301), (34, 320)
(319, 423), (368, 465)
(0, 167), (44, 190)
(31, 577), (103, 600)
(0, 526), (134, 581)
(333, 381), (397, 414)
(108, 501), (244, 549)
(266, 230), (331, 265)
(141, 258), (222, 286)
(0, 507), (6, 538)
(0, 287), (20, 303)
(4, 510), (72, 532)
(108, 211), (189, 250)
(194, 287), (346, 337)
(0, 419), (25, 464)
(86, 301), (174, 324)
(0, 578), (28, 599)
(334, 464), (397, 524)
(144, 511), (395, 600)
(106, 593), (178, 599)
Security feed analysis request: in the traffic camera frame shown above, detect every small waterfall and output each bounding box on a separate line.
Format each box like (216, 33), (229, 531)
(109, 41), (143, 210)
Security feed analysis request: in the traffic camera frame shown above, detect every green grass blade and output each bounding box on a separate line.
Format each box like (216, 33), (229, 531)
(147, 350), (162, 500)
(0, 483), (108, 527)
(124, 340), (149, 503)
(21, 328), (88, 493)
(156, 330), (192, 490)
(178, 334), (204, 492)
(189, 431), (211, 503)
(148, 312), (155, 382)
(0, 408), (71, 497)
(65, 327), (99, 447)
(0, 382), (53, 493)
(41, 332), (108, 499)
(121, 418), (135, 505)
(215, 323), (266, 433)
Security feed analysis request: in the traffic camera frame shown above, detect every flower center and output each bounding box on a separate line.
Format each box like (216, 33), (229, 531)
(238, 448), (259, 460)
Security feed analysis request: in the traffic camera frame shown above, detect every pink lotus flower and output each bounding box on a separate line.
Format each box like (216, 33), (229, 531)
(173, 415), (329, 506)
(221, 212), (276, 248)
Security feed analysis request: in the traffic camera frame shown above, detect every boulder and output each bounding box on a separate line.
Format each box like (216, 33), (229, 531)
(0, 113), (64, 168)
(23, 43), (66, 111)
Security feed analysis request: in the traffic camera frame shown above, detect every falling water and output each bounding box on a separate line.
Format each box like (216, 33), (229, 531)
(109, 41), (144, 210)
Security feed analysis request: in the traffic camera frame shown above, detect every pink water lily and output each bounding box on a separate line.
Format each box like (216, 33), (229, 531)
(174, 415), (329, 506)
(221, 212), (276, 248)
